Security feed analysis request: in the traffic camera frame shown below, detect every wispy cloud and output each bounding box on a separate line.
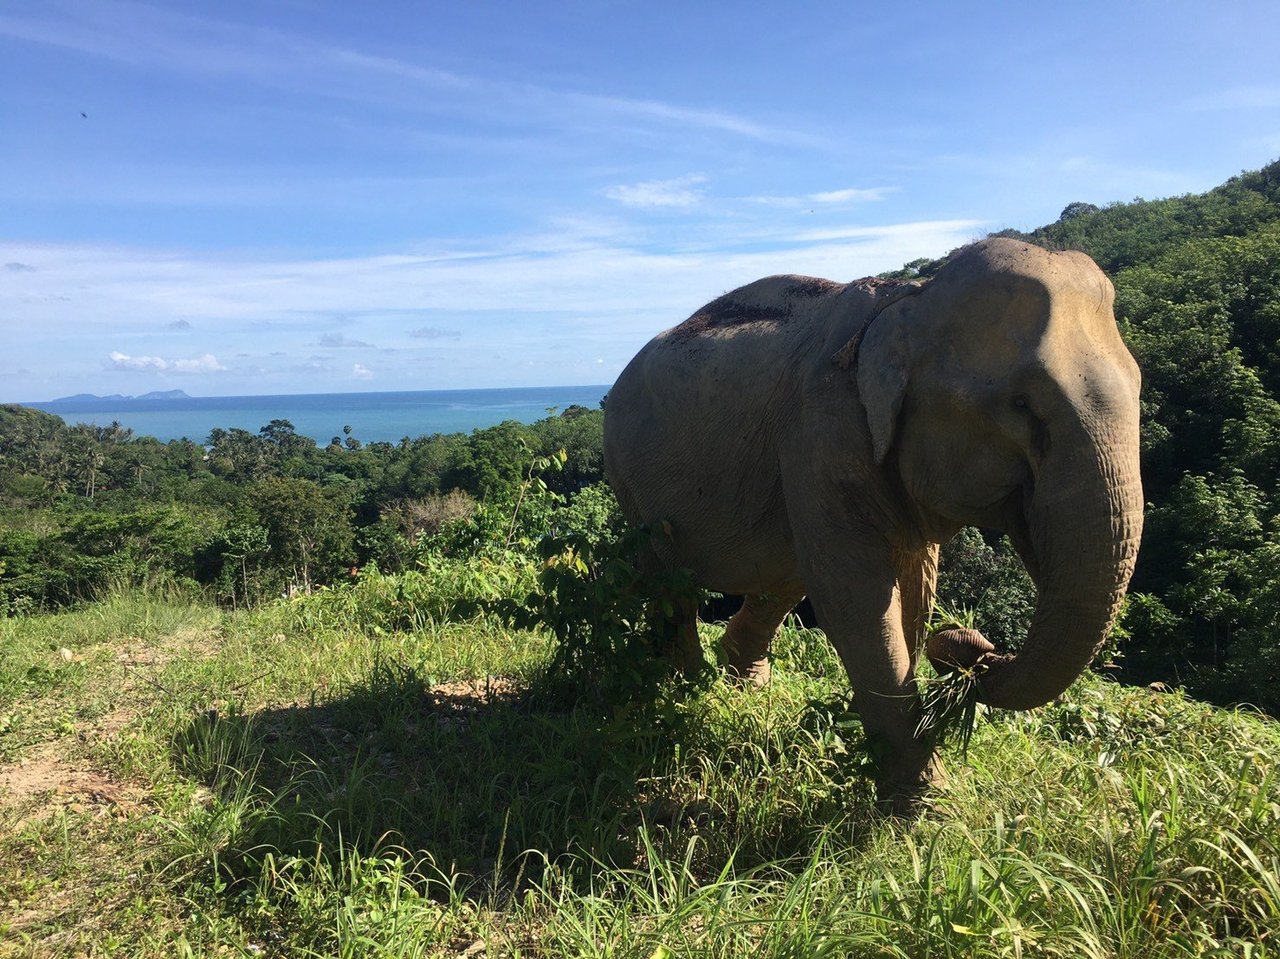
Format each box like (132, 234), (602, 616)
(748, 187), (892, 208)
(0, 3), (796, 147)
(5, 218), (983, 331)
(786, 219), (983, 245)
(107, 351), (225, 373)
(809, 187), (891, 204)
(605, 175), (708, 209)
(3, 216), (983, 396)
(570, 93), (811, 145)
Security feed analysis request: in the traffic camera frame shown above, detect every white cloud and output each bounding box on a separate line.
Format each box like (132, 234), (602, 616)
(107, 351), (225, 373)
(6, 216), (983, 395)
(6, 217), (983, 334)
(749, 186), (892, 208)
(605, 175), (708, 209)
(787, 219), (982, 244)
(569, 93), (809, 145)
(108, 352), (167, 373)
(808, 187), (891, 204)
(171, 354), (224, 372)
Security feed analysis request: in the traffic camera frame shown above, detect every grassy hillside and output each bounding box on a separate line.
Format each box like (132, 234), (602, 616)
(3, 590), (1279, 957)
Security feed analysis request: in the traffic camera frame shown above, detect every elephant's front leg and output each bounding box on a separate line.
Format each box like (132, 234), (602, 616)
(801, 540), (941, 812)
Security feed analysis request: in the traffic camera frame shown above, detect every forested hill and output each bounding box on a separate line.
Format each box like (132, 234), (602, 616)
(980, 159), (1280, 706)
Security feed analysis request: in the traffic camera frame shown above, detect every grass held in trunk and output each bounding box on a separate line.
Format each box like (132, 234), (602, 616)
(917, 609), (995, 755)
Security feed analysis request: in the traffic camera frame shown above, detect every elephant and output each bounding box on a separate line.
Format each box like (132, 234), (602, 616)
(602, 237), (1143, 809)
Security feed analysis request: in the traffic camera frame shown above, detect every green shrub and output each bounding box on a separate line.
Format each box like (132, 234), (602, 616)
(285, 557), (535, 635)
(505, 523), (706, 704)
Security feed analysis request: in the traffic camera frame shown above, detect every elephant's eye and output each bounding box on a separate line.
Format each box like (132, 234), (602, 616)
(1012, 395), (1029, 411)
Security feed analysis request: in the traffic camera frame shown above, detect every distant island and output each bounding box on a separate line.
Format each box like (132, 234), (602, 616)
(45, 389), (192, 406)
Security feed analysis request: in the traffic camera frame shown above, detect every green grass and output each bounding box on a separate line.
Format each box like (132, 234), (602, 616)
(3, 590), (1280, 956)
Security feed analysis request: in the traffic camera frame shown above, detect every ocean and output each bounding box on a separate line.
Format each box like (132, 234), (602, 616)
(27, 385), (612, 444)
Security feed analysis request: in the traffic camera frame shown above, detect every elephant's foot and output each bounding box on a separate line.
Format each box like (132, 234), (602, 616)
(875, 753), (946, 817)
(722, 630), (772, 686)
(726, 656), (771, 686)
(670, 642), (708, 676)
(858, 696), (947, 817)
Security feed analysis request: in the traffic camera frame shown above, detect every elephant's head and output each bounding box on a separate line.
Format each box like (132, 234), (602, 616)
(855, 238), (1143, 710)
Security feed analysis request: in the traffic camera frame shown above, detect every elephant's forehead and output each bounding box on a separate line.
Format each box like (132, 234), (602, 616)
(941, 262), (1112, 340)
(922, 272), (1131, 392)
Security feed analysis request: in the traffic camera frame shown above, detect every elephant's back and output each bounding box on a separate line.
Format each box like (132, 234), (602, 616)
(605, 274), (844, 492)
(603, 275), (847, 588)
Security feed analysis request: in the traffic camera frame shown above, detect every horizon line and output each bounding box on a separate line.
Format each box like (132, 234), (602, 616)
(10, 383), (615, 407)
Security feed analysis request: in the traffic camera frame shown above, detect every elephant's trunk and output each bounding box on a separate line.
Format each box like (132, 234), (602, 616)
(977, 423), (1143, 710)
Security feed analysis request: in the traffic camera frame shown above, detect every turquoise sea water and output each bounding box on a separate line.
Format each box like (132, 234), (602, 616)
(27, 385), (612, 444)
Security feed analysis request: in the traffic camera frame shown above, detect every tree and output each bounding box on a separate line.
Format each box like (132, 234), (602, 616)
(207, 428), (271, 482)
(248, 477), (355, 591)
(1058, 201), (1099, 221)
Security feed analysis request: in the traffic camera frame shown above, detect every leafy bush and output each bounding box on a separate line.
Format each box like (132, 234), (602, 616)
(546, 481), (623, 545)
(2, 504), (219, 611)
(247, 477), (356, 591)
(505, 523), (707, 704)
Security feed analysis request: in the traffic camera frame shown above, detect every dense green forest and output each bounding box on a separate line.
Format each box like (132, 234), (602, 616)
(3, 159), (1280, 710)
(0, 402), (606, 607)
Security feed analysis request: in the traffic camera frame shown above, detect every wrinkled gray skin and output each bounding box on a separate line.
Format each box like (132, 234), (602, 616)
(604, 238), (1143, 810)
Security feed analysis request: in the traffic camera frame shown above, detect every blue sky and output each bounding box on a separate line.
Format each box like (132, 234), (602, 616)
(2, 1), (1278, 400)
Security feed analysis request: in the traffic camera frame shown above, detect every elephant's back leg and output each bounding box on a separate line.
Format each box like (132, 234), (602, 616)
(722, 584), (806, 685)
(632, 531), (708, 675)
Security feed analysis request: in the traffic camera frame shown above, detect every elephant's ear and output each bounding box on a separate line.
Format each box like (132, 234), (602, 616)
(852, 300), (913, 465)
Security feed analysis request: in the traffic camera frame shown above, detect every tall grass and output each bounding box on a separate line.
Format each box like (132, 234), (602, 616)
(3, 596), (1279, 956)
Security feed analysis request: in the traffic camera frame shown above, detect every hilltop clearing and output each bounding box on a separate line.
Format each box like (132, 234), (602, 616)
(3, 589), (1279, 956)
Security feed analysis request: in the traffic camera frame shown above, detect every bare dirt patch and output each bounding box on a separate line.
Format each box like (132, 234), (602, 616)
(427, 676), (522, 711)
(0, 745), (147, 825)
(0, 627), (214, 827)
